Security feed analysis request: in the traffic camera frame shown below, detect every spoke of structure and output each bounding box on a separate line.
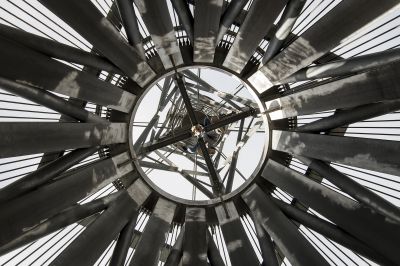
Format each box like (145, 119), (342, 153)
(0, 146), (98, 203)
(262, 0), (306, 64)
(0, 23), (123, 74)
(216, 0), (249, 44)
(225, 118), (244, 193)
(296, 100), (400, 133)
(115, 0), (146, 59)
(299, 156), (400, 223)
(282, 48), (400, 84)
(171, 0), (194, 43)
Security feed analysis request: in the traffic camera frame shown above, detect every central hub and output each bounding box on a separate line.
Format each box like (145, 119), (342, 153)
(129, 67), (270, 203)
(191, 124), (203, 137)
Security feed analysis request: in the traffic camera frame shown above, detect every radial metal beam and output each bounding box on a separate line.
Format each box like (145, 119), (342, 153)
(282, 48), (400, 83)
(38, 0), (156, 86)
(252, 219), (279, 266)
(0, 123), (127, 158)
(0, 23), (122, 74)
(171, 0), (194, 43)
(0, 77), (105, 124)
(0, 192), (119, 256)
(262, 0), (306, 64)
(109, 214), (137, 266)
(299, 157), (400, 223)
(296, 100), (400, 133)
(207, 231), (225, 266)
(182, 208), (208, 266)
(0, 37), (136, 113)
(115, 0), (146, 60)
(193, 0), (223, 63)
(50, 193), (138, 266)
(0, 152), (133, 247)
(263, 159), (400, 265)
(243, 184), (329, 266)
(216, 0), (249, 44)
(133, 0), (183, 69)
(215, 201), (259, 266)
(0, 147), (98, 203)
(223, 0), (288, 73)
(129, 198), (176, 266)
(250, 0), (400, 90)
(273, 130), (400, 178)
(272, 198), (394, 266)
(225, 118), (244, 193)
(165, 227), (184, 266)
(269, 61), (400, 118)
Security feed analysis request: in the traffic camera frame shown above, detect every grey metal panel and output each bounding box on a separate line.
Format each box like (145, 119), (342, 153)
(250, 0), (400, 90)
(0, 37), (135, 113)
(272, 130), (400, 177)
(0, 152), (133, 248)
(272, 62), (400, 118)
(182, 208), (208, 266)
(215, 201), (259, 266)
(130, 198), (176, 266)
(0, 123), (127, 158)
(134, 0), (183, 69)
(242, 184), (329, 266)
(193, 0), (224, 63)
(262, 159), (400, 265)
(223, 0), (288, 73)
(38, 0), (156, 86)
(50, 193), (138, 266)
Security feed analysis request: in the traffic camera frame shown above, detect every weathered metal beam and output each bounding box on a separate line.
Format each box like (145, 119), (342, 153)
(272, 130), (400, 178)
(115, 0), (146, 60)
(262, 0), (306, 64)
(299, 157), (400, 223)
(0, 147), (98, 203)
(0, 23), (122, 74)
(133, 0), (183, 69)
(193, 0), (223, 63)
(109, 214), (137, 266)
(38, 0), (156, 86)
(272, 198), (394, 266)
(0, 152), (133, 248)
(140, 160), (208, 177)
(283, 48), (400, 83)
(226, 118), (244, 193)
(0, 123), (127, 158)
(296, 100), (400, 133)
(223, 0), (288, 73)
(0, 77), (105, 123)
(50, 193), (138, 266)
(165, 227), (184, 266)
(242, 184), (329, 266)
(0, 37), (136, 113)
(250, 0), (400, 91)
(198, 137), (224, 196)
(129, 198), (176, 266)
(262, 159), (400, 265)
(171, 0), (194, 43)
(216, 0), (249, 44)
(207, 231), (225, 266)
(182, 208), (208, 266)
(0, 192), (119, 256)
(269, 62), (400, 118)
(252, 218), (279, 266)
(215, 201), (259, 266)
